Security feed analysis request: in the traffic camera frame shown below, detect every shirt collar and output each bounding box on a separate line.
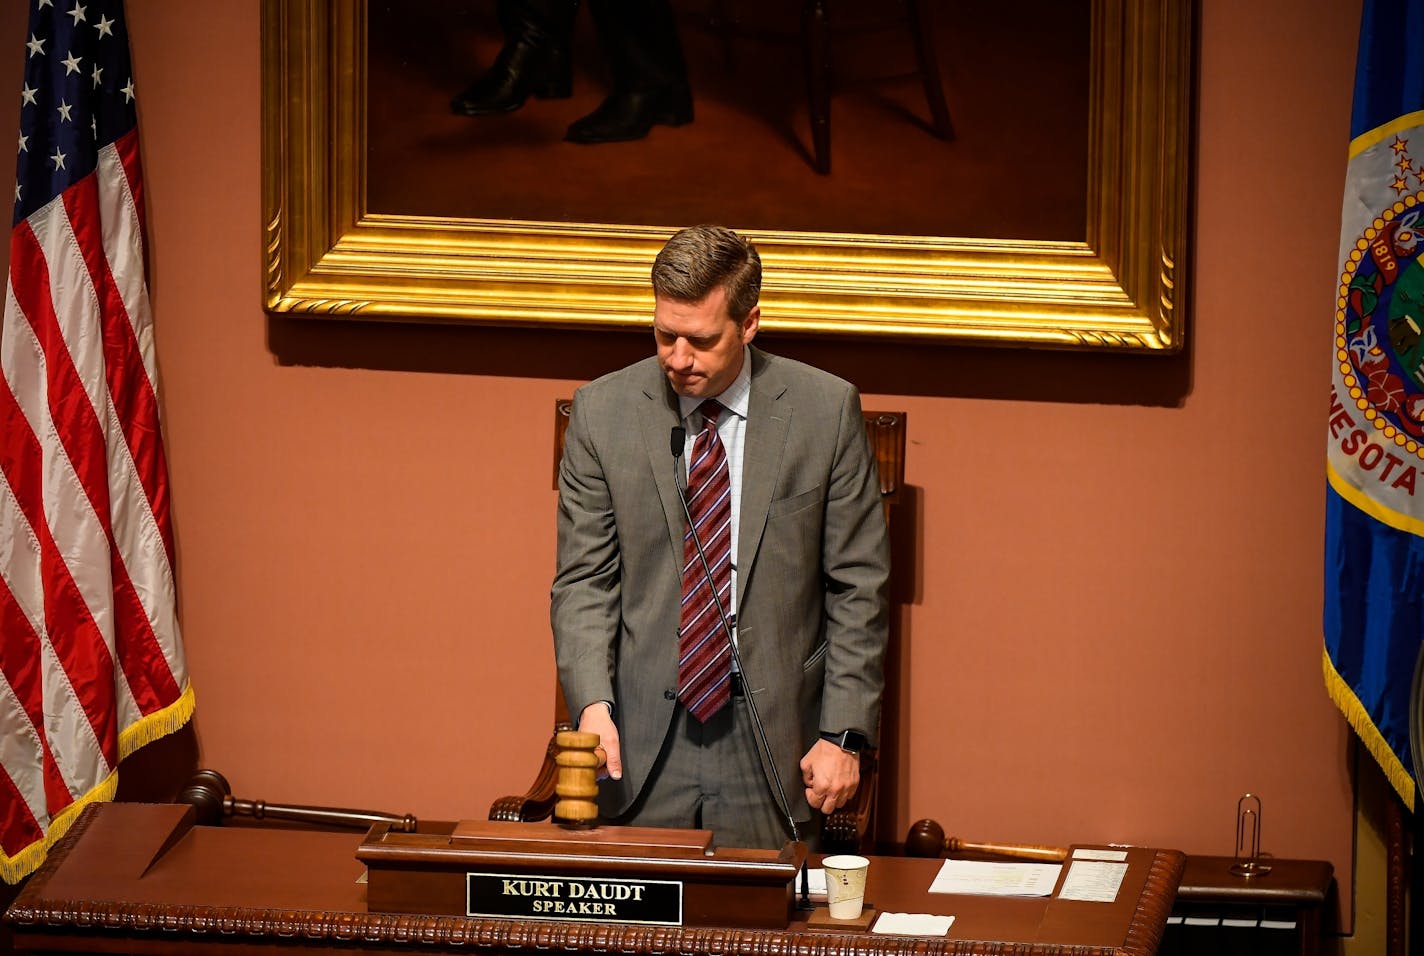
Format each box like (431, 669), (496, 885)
(678, 346), (751, 422)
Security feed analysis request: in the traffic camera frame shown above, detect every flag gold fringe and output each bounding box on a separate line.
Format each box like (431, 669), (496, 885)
(0, 683), (196, 885)
(1322, 647), (1415, 807)
(119, 681), (196, 761)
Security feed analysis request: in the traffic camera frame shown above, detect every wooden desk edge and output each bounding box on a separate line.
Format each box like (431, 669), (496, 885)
(7, 806), (1187, 956)
(1118, 848), (1188, 956)
(1176, 856), (1334, 906)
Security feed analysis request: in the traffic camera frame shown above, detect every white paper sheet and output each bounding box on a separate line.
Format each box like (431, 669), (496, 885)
(872, 912), (956, 936)
(928, 859), (1062, 897)
(1057, 860), (1127, 902)
(1071, 847), (1128, 862)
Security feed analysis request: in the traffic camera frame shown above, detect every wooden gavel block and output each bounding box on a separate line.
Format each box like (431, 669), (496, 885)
(553, 730), (601, 826)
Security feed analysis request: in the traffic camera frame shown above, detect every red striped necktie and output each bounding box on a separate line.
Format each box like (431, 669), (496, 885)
(678, 400), (734, 721)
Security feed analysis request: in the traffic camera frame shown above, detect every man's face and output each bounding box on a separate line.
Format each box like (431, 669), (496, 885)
(653, 286), (760, 398)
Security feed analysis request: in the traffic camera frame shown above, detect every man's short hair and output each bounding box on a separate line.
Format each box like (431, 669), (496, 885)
(651, 225), (762, 321)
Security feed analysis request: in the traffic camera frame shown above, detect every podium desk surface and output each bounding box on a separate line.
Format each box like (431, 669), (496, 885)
(7, 803), (1184, 956)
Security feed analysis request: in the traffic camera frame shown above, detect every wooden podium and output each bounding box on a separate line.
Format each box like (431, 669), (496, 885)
(6, 803), (1185, 955)
(358, 818), (807, 928)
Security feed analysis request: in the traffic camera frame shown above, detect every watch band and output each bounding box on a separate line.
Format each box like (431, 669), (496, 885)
(821, 729), (869, 754)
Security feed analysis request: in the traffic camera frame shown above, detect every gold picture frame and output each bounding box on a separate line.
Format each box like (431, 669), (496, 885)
(262, 0), (1193, 351)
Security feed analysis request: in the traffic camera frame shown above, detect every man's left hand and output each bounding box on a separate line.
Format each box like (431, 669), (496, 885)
(799, 738), (860, 815)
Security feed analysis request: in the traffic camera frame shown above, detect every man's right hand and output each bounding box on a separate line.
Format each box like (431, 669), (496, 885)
(577, 702), (622, 780)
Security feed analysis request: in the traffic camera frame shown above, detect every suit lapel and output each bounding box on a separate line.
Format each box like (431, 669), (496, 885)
(738, 349), (790, 609)
(636, 365), (687, 562)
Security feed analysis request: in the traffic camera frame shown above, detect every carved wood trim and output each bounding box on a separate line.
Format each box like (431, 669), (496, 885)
(488, 720), (576, 823)
(1121, 848), (1188, 956)
(553, 399), (572, 490)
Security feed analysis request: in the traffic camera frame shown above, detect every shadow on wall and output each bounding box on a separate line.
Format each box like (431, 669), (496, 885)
(113, 722), (201, 805)
(264, 316), (1193, 408)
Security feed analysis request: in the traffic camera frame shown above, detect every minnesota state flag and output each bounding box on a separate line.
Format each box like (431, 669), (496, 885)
(1324, 0), (1424, 807)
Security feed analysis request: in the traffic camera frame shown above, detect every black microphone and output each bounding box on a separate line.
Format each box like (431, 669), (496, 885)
(671, 425), (812, 908)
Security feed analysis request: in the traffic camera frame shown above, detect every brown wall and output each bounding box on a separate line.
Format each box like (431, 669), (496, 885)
(1, 0), (1369, 932)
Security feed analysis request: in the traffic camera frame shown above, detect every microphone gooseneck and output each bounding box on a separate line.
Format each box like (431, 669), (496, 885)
(670, 425), (810, 907)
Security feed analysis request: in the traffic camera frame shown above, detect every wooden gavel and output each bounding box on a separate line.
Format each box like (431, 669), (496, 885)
(553, 730), (601, 826)
(905, 818), (1068, 862)
(177, 769), (418, 832)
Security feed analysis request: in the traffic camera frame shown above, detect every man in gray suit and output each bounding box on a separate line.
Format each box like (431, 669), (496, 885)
(552, 225), (889, 849)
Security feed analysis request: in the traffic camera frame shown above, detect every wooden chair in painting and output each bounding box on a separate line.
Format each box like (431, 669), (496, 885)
(488, 400), (907, 854)
(702, 0), (954, 174)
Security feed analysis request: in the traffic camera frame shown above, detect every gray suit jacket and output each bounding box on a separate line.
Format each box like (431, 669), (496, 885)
(551, 347), (890, 822)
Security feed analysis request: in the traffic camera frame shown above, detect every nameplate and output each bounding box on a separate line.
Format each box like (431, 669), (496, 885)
(466, 872), (684, 924)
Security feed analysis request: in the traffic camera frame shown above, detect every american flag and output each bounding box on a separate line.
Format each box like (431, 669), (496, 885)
(0, 0), (191, 883)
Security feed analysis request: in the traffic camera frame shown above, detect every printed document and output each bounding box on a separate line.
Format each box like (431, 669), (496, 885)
(929, 859), (1062, 897)
(1057, 860), (1127, 902)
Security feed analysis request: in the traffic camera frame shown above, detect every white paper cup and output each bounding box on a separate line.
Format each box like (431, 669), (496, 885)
(822, 854), (869, 919)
